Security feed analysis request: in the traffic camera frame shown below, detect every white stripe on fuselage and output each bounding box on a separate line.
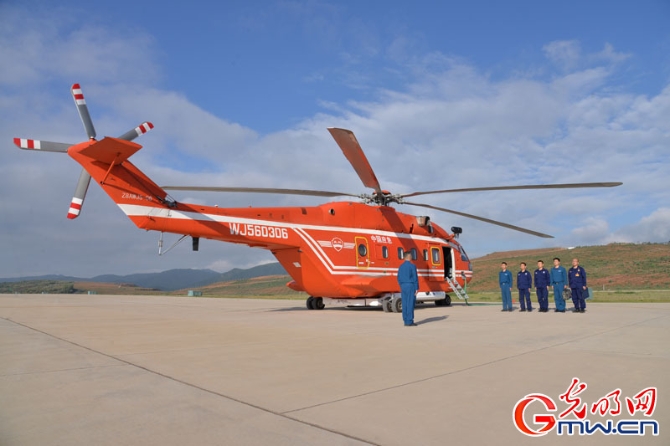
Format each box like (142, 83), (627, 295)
(118, 204), (472, 278)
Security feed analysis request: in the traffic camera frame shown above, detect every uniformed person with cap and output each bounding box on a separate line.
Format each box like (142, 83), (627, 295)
(568, 258), (588, 313)
(534, 260), (551, 312)
(517, 262), (533, 312)
(550, 257), (568, 312)
(499, 262), (513, 311)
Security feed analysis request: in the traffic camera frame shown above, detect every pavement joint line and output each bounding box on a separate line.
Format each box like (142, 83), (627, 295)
(0, 364), (127, 377)
(0, 316), (379, 446)
(282, 313), (668, 415)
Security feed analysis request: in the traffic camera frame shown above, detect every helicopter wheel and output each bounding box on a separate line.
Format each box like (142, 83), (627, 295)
(306, 296), (315, 310)
(444, 294), (452, 307)
(435, 299), (444, 307)
(391, 296), (401, 313)
(382, 299), (391, 312)
(313, 297), (325, 310)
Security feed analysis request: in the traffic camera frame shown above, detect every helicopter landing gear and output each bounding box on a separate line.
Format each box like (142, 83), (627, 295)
(306, 296), (325, 310)
(391, 296), (402, 313)
(382, 298), (392, 313)
(435, 294), (452, 307)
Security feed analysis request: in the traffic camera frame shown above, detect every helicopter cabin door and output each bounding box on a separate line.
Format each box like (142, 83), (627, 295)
(442, 246), (454, 279)
(429, 245), (444, 282)
(355, 237), (369, 269)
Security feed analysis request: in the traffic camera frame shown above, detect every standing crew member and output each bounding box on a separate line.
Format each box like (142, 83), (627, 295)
(517, 262), (533, 312)
(568, 258), (588, 313)
(534, 260), (551, 312)
(550, 257), (568, 313)
(397, 251), (418, 326)
(499, 262), (513, 312)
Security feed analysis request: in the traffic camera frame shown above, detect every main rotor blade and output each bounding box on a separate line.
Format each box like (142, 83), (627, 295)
(118, 122), (155, 142)
(402, 182), (623, 198)
(71, 83), (96, 139)
(327, 128), (382, 193)
(162, 186), (359, 198)
(68, 169), (92, 219)
(13, 138), (72, 153)
(403, 201), (554, 238)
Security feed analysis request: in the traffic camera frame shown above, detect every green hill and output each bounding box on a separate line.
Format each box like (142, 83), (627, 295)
(468, 243), (670, 292)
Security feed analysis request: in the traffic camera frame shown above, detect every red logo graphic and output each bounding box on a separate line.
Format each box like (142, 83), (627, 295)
(513, 393), (558, 437)
(331, 237), (344, 251)
(513, 378), (659, 437)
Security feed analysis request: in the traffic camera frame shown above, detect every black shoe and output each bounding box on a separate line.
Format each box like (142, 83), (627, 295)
(558, 310), (565, 313)
(527, 309), (533, 312)
(501, 309), (507, 312)
(554, 309), (559, 312)
(580, 309), (586, 313)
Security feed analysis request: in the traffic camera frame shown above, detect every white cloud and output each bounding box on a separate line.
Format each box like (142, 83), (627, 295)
(569, 218), (610, 244)
(542, 40), (629, 74)
(0, 5), (159, 87)
(543, 40), (582, 71)
(608, 208), (670, 243)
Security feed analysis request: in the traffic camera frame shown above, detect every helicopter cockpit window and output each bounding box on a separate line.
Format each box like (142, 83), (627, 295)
(397, 247), (404, 259)
(459, 245), (469, 261)
(382, 246), (389, 259)
(410, 248), (417, 260)
(358, 244), (367, 256)
(423, 249), (429, 261)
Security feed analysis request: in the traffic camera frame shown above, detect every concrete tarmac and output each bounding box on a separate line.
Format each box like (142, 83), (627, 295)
(1, 294), (668, 445)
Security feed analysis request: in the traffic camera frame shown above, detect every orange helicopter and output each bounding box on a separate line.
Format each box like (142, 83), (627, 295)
(13, 84), (621, 312)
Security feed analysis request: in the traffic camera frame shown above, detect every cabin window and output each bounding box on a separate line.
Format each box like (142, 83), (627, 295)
(358, 244), (367, 256)
(431, 247), (441, 264)
(397, 247), (404, 259)
(410, 248), (417, 260)
(382, 246), (389, 259)
(423, 249), (429, 261)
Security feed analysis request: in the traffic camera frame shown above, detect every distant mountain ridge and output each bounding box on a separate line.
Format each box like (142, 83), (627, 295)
(0, 264), (287, 291)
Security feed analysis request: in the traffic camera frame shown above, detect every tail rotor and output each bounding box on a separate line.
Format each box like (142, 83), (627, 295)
(13, 83), (154, 220)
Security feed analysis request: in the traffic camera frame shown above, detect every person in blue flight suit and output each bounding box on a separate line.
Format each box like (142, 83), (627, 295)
(568, 258), (588, 313)
(397, 251), (419, 326)
(517, 262), (533, 312)
(550, 257), (568, 313)
(499, 262), (513, 311)
(534, 260), (551, 312)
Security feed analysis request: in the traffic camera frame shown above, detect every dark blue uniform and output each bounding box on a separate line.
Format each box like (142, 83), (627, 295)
(534, 268), (551, 311)
(517, 270), (533, 311)
(397, 260), (418, 325)
(499, 270), (513, 311)
(568, 266), (588, 311)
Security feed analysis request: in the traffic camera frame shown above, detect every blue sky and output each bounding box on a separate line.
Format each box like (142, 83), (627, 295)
(1, 0), (669, 277)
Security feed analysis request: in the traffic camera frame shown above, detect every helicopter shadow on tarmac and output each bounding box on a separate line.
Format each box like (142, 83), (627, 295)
(268, 303), (452, 320)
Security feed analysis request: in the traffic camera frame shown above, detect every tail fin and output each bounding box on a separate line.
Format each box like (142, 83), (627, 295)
(68, 137), (174, 229)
